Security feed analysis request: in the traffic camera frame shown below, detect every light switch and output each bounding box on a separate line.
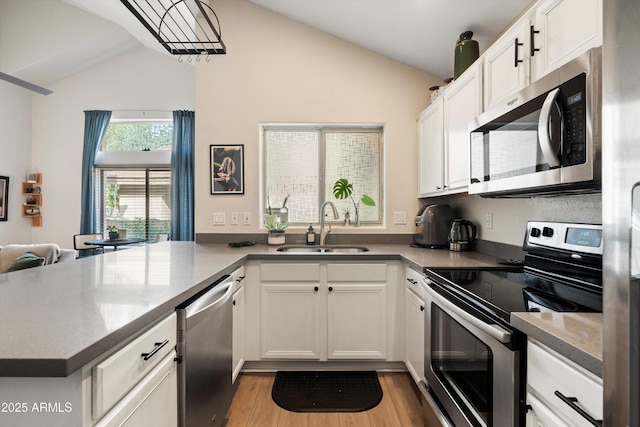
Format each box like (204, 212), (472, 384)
(243, 212), (251, 225)
(394, 212), (407, 225)
(231, 212), (239, 225)
(213, 212), (226, 225)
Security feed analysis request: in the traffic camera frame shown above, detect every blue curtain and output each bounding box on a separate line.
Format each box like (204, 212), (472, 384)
(171, 110), (195, 241)
(80, 110), (112, 234)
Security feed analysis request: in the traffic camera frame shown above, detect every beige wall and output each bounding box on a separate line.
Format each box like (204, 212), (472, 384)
(30, 47), (194, 247)
(195, 0), (440, 236)
(0, 82), (33, 244)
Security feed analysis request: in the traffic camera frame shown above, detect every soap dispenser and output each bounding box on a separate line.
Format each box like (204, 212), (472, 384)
(306, 224), (316, 245)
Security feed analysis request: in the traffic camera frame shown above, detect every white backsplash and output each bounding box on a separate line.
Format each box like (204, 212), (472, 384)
(436, 193), (602, 246)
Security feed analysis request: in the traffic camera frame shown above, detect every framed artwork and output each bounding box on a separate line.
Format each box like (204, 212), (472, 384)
(210, 145), (244, 194)
(0, 176), (8, 221)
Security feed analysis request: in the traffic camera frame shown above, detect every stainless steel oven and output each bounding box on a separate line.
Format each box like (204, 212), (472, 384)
(421, 221), (603, 427)
(422, 275), (523, 427)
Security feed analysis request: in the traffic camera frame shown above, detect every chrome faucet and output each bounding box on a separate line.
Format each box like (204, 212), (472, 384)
(319, 201), (339, 246)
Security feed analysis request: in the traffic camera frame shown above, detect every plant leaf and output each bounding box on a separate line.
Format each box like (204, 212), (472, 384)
(361, 194), (376, 206)
(332, 178), (353, 200)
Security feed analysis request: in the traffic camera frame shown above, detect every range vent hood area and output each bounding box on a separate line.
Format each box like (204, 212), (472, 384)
(119, 0), (226, 56)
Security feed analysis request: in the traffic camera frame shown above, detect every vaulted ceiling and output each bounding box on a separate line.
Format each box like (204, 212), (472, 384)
(1, 0), (533, 90)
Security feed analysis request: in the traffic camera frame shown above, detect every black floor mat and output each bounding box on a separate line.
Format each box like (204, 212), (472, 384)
(272, 371), (383, 412)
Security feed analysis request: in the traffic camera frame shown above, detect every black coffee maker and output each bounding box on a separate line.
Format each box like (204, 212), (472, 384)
(414, 204), (455, 248)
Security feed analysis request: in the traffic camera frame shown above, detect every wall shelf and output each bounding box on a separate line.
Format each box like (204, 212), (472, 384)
(22, 173), (42, 227)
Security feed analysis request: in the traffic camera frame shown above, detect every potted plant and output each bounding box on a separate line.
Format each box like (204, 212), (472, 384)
(265, 218), (288, 246)
(332, 178), (376, 226)
(107, 225), (119, 240)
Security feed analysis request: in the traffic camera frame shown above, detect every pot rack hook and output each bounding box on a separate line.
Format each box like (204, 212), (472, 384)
(187, 56), (193, 63)
(178, 56), (183, 62)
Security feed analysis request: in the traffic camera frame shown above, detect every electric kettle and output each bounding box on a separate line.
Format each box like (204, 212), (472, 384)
(448, 219), (477, 251)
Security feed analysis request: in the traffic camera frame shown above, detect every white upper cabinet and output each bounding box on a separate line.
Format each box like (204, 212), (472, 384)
(484, 0), (602, 110)
(483, 15), (533, 110)
(418, 98), (444, 197)
(443, 61), (483, 192)
(532, 0), (602, 79)
(417, 62), (482, 197)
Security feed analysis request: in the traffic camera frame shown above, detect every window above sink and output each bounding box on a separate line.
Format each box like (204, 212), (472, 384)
(261, 124), (383, 227)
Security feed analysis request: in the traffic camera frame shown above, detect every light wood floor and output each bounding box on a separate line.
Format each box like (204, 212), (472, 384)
(225, 372), (423, 427)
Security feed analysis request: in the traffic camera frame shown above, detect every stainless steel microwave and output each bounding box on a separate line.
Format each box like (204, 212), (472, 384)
(468, 47), (601, 197)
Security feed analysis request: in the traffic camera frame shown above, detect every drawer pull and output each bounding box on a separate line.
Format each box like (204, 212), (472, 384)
(141, 339), (170, 361)
(407, 278), (418, 285)
(554, 390), (602, 427)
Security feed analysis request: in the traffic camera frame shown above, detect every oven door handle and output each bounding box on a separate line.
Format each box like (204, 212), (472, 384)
(422, 278), (512, 344)
(537, 87), (561, 168)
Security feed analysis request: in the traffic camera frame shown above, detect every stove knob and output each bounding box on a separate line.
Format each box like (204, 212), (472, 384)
(530, 227), (541, 237)
(542, 227), (554, 237)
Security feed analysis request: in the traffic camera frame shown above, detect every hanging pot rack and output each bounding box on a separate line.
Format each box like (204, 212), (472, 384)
(120, 0), (226, 56)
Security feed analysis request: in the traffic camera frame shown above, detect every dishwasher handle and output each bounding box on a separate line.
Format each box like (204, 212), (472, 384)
(185, 278), (234, 319)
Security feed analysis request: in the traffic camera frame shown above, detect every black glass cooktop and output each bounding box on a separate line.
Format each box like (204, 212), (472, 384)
(426, 268), (602, 324)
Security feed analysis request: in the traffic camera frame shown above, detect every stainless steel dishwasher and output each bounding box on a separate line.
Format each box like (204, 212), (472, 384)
(177, 275), (234, 427)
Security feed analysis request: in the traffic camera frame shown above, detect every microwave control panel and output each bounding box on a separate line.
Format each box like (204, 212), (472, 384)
(561, 73), (587, 166)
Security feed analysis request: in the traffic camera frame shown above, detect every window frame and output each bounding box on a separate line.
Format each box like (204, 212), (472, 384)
(93, 113), (173, 240)
(260, 123), (384, 228)
(94, 168), (172, 241)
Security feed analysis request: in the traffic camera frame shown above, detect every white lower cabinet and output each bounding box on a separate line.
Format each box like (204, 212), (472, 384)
(261, 282), (323, 359)
(95, 352), (177, 427)
(232, 266), (246, 383)
(251, 261), (399, 361)
(326, 263), (388, 359)
(526, 339), (602, 427)
(232, 285), (245, 382)
(404, 267), (425, 384)
(93, 313), (178, 426)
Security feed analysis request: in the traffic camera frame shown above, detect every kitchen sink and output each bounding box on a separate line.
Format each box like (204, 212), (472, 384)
(323, 246), (370, 253)
(276, 245), (370, 253)
(275, 246), (324, 252)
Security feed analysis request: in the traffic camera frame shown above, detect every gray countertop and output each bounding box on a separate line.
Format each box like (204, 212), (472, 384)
(511, 312), (603, 377)
(0, 241), (503, 377)
(0, 241), (588, 377)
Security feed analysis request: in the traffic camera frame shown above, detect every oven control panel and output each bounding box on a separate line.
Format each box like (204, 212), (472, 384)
(526, 221), (603, 256)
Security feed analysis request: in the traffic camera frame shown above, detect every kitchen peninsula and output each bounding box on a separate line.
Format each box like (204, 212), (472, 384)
(0, 241), (503, 377)
(0, 241), (602, 426)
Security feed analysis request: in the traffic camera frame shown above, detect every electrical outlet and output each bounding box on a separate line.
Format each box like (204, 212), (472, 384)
(213, 212), (226, 225)
(394, 211), (407, 225)
(243, 212), (251, 225)
(485, 213), (493, 229)
(231, 212), (239, 225)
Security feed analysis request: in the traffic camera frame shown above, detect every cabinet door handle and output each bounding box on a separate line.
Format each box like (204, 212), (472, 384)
(420, 305), (425, 311)
(236, 275), (245, 282)
(141, 339), (170, 361)
(514, 38), (524, 67)
(328, 286), (333, 292)
(314, 286), (319, 292)
(233, 300), (236, 306)
(530, 25), (540, 56)
(407, 278), (418, 285)
(554, 391), (602, 427)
